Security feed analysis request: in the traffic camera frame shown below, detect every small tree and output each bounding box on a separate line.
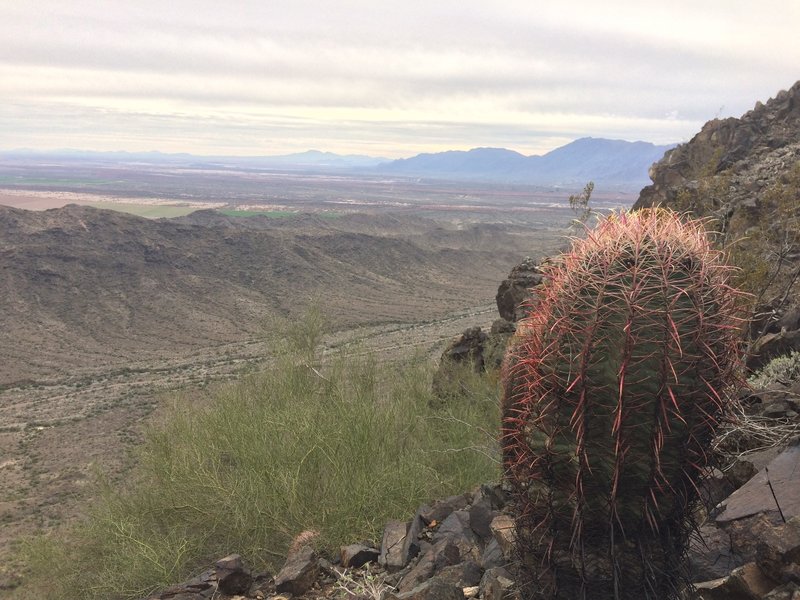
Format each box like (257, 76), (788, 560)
(568, 181), (595, 226)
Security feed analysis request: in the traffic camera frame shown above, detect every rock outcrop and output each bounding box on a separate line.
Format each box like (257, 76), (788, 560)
(633, 81), (800, 360)
(433, 258), (545, 399)
(494, 258), (545, 323)
(634, 81), (800, 218)
(143, 554), (257, 599)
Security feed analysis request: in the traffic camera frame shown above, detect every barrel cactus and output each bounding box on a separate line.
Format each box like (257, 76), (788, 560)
(502, 208), (744, 600)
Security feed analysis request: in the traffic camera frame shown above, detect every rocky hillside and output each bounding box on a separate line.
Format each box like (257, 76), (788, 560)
(633, 80), (800, 366)
(634, 81), (800, 298)
(0, 205), (543, 385)
(634, 81), (800, 215)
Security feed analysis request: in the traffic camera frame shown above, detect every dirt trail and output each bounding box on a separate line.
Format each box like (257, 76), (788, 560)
(325, 302), (496, 358)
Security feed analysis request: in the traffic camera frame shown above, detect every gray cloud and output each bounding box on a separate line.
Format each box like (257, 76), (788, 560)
(1, 0), (798, 157)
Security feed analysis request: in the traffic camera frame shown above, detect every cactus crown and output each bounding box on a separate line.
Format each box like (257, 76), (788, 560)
(503, 208), (745, 600)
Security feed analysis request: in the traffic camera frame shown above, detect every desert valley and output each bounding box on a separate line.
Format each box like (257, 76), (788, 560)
(0, 152), (610, 584)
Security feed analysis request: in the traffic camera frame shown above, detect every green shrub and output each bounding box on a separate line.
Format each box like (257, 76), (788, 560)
(15, 339), (500, 599)
(748, 350), (800, 389)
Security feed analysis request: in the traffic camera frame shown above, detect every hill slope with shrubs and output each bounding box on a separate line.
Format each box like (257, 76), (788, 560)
(12, 311), (502, 599)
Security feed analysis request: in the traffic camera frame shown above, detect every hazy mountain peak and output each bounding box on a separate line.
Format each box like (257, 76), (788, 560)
(378, 138), (675, 188)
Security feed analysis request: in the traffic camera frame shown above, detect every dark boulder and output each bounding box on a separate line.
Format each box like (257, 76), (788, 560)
(214, 554), (252, 595)
(380, 520), (412, 572)
(495, 257), (545, 323)
(274, 546), (319, 596)
(341, 543), (381, 568)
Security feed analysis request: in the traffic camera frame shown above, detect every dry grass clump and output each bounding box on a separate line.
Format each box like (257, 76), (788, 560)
(713, 351), (800, 462)
(14, 315), (500, 600)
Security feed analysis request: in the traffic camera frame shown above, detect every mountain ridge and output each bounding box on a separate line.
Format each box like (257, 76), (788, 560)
(376, 137), (675, 187)
(0, 203), (548, 385)
(632, 80), (800, 367)
(1, 137), (675, 189)
(633, 80), (800, 305)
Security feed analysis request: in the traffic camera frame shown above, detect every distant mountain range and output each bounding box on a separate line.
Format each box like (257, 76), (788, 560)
(2, 137), (675, 189)
(1, 148), (388, 169)
(378, 138), (675, 187)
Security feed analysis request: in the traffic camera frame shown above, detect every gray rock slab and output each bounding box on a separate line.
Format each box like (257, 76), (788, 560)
(274, 546), (319, 596)
(468, 497), (494, 543)
(489, 515), (515, 557)
(389, 578), (466, 600)
(341, 543), (381, 568)
(435, 561), (483, 588)
(694, 562), (779, 600)
(214, 554), (252, 595)
(480, 538), (506, 570)
(433, 510), (479, 560)
(420, 494), (471, 526)
(688, 524), (745, 582)
(145, 570), (215, 599)
(381, 520), (411, 571)
(433, 511), (477, 545)
(403, 506), (429, 564)
(397, 540), (460, 593)
(480, 567), (515, 600)
(716, 444), (800, 523)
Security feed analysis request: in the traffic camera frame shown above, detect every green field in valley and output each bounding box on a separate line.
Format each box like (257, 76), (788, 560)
(85, 202), (199, 218)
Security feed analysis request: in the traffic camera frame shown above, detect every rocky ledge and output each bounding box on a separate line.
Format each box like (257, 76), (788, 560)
(141, 484), (515, 600)
(634, 80), (800, 216)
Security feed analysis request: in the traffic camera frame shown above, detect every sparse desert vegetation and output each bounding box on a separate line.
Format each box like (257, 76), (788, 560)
(12, 313), (501, 600)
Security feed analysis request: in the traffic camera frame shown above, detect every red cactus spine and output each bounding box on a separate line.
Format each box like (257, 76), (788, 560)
(502, 208), (744, 600)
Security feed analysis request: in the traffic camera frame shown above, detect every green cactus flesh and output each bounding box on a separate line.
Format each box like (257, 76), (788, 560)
(503, 209), (743, 599)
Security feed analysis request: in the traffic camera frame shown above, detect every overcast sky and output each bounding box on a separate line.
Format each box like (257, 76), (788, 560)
(1, 0), (798, 158)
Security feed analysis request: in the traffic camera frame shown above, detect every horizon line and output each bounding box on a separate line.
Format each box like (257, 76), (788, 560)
(0, 136), (679, 163)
